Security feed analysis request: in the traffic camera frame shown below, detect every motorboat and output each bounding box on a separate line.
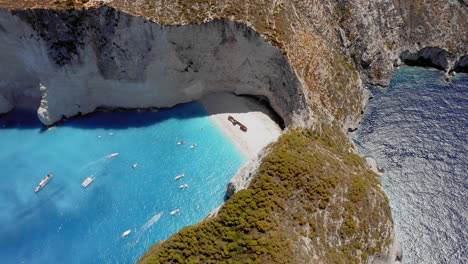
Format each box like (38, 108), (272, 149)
(177, 141), (186, 145)
(174, 174), (185, 180)
(170, 209), (180, 215)
(132, 163), (138, 169)
(190, 144), (197, 149)
(108, 132), (114, 135)
(121, 230), (131, 237)
(82, 177), (94, 188)
(35, 173), (53, 192)
(179, 184), (189, 189)
(108, 153), (119, 158)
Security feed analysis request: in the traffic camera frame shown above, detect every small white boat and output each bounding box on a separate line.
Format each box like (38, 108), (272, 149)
(35, 173), (53, 193)
(179, 184), (189, 189)
(174, 174), (185, 180)
(108, 132), (114, 135)
(132, 163), (138, 169)
(121, 230), (131, 237)
(177, 141), (186, 145)
(190, 144), (197, 149)
(170, 209), (180, 215)
(82, 177), (94, 188)
(108, 153), (119, 158)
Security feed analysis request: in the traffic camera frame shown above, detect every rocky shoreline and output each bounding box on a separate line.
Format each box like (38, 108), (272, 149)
(0, 1), (466, 263)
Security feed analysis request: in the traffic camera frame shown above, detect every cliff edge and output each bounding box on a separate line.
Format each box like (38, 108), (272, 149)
(0, 0), (465, 263)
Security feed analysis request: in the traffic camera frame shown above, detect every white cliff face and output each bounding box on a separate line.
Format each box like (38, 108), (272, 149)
(0, 94), (12, 113)
(0, 7), (311, 126)
(0, 10), (44, 113)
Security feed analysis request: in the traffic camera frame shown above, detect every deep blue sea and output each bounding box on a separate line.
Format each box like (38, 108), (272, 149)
(0, 103), (245, 264)
(351, 67), (468, 263)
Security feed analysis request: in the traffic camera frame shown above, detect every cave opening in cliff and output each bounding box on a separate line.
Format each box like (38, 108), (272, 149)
(235, 94), (285, 129)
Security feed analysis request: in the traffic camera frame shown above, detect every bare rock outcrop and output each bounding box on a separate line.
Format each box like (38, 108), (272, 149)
(453, 55), (468, 73)
(226, 144), (271, 198)
(400, 47), (453, 71)
(0, 1), (465, 263)
(336, 0), (467, 86)
(0, 7), (311, 127)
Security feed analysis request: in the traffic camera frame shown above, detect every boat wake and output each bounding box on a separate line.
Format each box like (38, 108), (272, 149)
(79, 156), (110, 172)
(78, 155), (115, 180)
(129, 211), (164, 244)
(140, 212), (164, 233)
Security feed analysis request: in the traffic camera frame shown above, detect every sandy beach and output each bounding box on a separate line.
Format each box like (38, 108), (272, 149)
(199, 93), (283, 159)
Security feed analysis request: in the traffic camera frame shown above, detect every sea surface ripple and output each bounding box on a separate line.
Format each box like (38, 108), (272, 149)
(0, 102), (245, 264)
(351, 67), (467, 263)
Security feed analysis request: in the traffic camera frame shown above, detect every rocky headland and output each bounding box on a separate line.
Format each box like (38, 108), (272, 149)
(0, 0), (466, 263)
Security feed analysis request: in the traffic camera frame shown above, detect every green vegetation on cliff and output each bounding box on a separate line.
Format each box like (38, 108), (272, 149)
(139, 125), (392, 263)
(0, 1), (398, 262)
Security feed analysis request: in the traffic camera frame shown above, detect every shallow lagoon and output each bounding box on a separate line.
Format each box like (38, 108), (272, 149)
(0, 103), (245, 263)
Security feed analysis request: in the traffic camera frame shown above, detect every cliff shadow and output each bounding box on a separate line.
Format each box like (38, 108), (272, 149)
(0, 107), (42, 129)
(0, 103), (206, 131)
(0, 92), (284, 130)
(199, 92), (285, 129)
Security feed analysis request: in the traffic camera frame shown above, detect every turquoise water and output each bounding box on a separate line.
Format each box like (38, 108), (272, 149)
(0, 103), (245, 264)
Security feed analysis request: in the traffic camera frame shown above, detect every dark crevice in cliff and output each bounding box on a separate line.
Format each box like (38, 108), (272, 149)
(452, 55), (468, 73)
(235, 94), (285, 129)
(400, 47), (451, 71)
(399, 47), (468, 73)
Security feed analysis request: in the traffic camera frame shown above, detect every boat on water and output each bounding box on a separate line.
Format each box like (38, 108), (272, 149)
(190, 144), (197, 149)
(179, 184), (189, 189)
(170, 209), (180, 215)
(108, 153), (119, 158)
(132, 163), (138, 169)
(35, 173), (53, 192)
(174, 174), (185, 180)
(82, 177), (94, 188)
(121, 230), (131, 237)
(177, 141), (186, 145)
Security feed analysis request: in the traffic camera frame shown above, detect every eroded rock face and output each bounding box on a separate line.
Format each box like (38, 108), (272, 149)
(453, 55), (468, 73)
(400, 47), (450, 71)
(0, 7), (311, 126)
(336, 0), (467, 85)
(0, 1), (465, 263)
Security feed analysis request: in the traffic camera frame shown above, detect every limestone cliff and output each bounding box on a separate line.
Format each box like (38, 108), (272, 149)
(0, 8), (311, 126)
(0, 0), (465, 263)
(0, 1), (466, 126)
(336, 0), (467, 85)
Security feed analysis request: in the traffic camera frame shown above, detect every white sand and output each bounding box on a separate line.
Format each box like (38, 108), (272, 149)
(199, 93), (283, 159)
